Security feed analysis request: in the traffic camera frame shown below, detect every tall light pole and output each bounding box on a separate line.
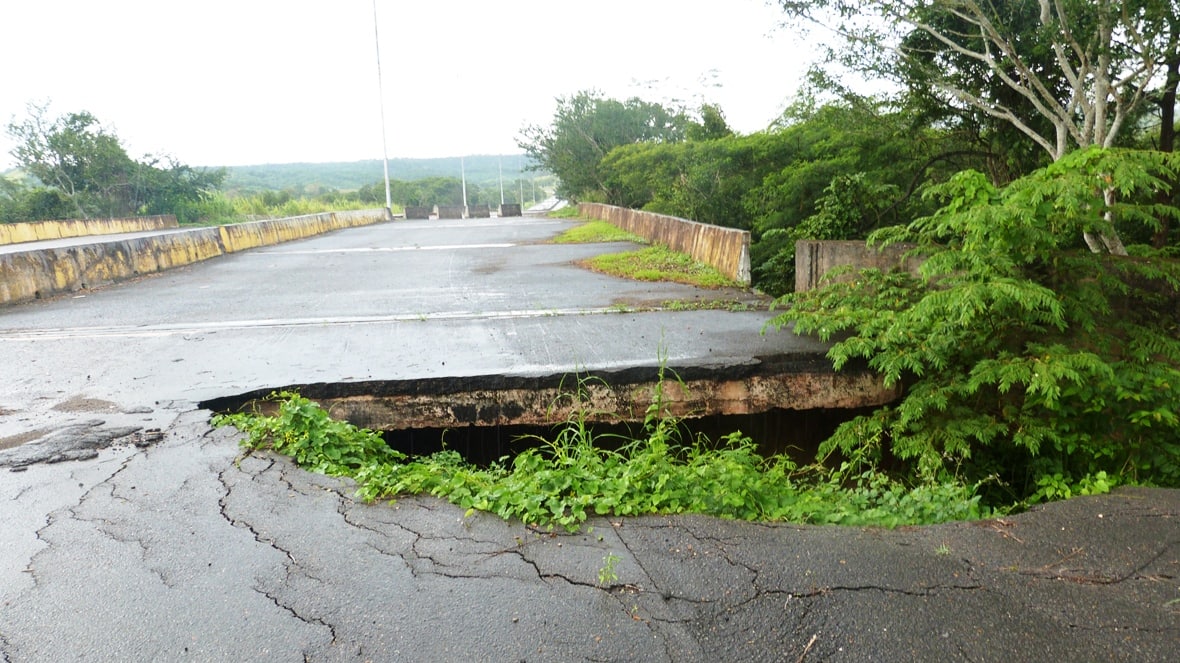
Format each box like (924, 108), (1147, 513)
(372, 0), (392, 216)
(460, 156), (468, 216)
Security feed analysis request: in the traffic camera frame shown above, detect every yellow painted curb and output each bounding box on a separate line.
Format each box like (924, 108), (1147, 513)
(0, 215), (178, 245)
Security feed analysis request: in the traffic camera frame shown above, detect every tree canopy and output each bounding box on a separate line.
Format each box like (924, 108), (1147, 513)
(518, 91), (689, 201)
(4, 102), (224, 222)
(779, 0), (1178, 160)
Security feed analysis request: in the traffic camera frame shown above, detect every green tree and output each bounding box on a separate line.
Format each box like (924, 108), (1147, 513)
(751, 98), (986, 294)
(7, 103), (136, 218)
(686, 103), (734, 141)
(779, 0), (1180, 254)
(0, 179), (74, 222)
(6, 103), (224, 222)
(133, 155), (226, 223)
(518, 91), (687, 201)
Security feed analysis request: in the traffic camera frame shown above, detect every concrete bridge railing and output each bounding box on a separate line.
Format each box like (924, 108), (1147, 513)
(0, 209), (391, 306)
(577, 203), (751, 284)
(794, 240), (922, 292)
(0, 215), (179, 246)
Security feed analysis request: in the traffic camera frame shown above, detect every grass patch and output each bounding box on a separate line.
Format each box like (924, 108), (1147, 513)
(587, 245), (742, 288)
(546, 206), (583, 219)
(661, 299), (762, 312)
(553, 221), (645, 244)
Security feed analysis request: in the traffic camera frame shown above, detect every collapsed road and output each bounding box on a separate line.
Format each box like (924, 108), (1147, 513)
(1, 217), (1177, 661)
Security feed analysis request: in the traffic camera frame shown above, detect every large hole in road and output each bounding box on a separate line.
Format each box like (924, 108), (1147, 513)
(378, 408), (872, 467)
(201, 360), (896, 466)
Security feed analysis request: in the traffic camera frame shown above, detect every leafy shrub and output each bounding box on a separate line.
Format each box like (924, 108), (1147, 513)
(213, 391), (403, 476)
(769, 148), (1180, 501)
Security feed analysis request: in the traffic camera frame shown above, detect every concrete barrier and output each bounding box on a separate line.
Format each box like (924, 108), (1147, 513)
(0, 209), (390, 306)
(794, 240), (922, 292)
(467, 205), (491, 219)
(0, 215), (178, 245)
(499, 204), (522, 217)
(435, 205), (465, 219)
(578, 203), (751, 284)
(404, 206), (431, 220)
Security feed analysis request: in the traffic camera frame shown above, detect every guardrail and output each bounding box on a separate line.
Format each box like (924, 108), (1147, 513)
(577, 203), (751, 284)
(0, 215), (178, 245)
(0, 209), (391, 306)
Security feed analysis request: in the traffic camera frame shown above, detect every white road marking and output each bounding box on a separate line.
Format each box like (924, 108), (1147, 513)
(260, 243), (515, 255)
(0, 307), (630, 341)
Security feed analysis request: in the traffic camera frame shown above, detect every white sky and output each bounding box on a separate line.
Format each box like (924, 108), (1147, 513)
(0, 0), (818, 169)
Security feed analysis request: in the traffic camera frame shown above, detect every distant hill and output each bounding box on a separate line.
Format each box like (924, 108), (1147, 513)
(222, 155), (547, 194)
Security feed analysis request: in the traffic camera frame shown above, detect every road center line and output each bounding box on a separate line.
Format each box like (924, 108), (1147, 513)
(260, 243), (515, 255)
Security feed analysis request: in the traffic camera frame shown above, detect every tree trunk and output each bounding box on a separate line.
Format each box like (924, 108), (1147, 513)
(1152, 29), (1179, 248)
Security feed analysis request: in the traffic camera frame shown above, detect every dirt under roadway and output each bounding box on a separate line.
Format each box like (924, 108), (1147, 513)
(1, 217), (1177, 661)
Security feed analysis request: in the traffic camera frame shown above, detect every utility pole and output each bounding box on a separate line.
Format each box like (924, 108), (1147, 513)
(372, 0), (392, 217)
(461, 156), (468, 217)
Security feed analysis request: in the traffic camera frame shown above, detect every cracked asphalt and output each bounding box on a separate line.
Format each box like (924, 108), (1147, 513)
(3, 413), (1176, 661)
(2, 218), (1178, 660)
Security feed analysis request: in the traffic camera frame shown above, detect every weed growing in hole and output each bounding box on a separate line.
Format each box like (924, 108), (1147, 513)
(213, 391), (403, 476)
(214, 375), (995, 532)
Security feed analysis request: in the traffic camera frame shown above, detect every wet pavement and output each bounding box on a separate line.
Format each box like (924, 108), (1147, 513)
(1, 217), (1177, 660)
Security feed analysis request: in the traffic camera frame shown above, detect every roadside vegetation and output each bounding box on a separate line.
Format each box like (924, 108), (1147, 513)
(585, 246), (742, 288)
(770, 148), (1180, 506)
(215, 384), (988, 532)
(553, 220), (743, 289)
(550, 220), (642, 244)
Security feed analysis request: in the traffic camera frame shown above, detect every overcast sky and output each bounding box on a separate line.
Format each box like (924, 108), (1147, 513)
(1, 0), (818, 169)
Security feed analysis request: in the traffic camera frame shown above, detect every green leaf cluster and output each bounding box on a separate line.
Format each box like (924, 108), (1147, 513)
(770, 148), (1180, 500)
(213, 391), (404, 476)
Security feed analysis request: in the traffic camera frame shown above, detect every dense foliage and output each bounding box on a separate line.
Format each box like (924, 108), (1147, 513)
(518, 91), (690, 201)
(769, 148), (1180, 502)
(779, 0), (1180, 256)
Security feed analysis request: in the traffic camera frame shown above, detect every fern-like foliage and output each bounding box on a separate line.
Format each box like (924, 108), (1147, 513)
(770, 148), (1180, 499)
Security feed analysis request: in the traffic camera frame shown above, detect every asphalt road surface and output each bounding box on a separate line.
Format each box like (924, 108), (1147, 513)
(1, 217), (1177, 661)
